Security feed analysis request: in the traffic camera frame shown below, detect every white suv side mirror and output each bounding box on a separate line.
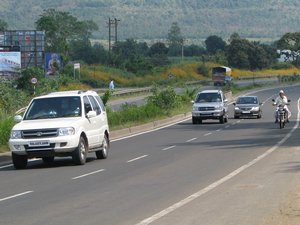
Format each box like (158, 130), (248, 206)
(86, 110), (97, 118)
(14, 115), (23, 123)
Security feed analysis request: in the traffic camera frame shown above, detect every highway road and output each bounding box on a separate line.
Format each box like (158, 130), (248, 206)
(108, 78), (279, 111)
(1, 85), (300, 225)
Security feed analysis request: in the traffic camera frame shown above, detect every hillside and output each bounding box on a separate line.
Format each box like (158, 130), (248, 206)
(1, 0), (300, 41)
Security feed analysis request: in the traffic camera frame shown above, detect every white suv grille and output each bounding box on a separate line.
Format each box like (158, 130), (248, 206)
(22, 129), (58, 139)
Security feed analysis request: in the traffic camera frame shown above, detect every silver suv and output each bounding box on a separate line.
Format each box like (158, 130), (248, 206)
(9, 90), (110, 169)
(192, 90), (228, 124)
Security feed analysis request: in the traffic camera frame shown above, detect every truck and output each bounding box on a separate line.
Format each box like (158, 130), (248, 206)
(212, 66), (232, 86)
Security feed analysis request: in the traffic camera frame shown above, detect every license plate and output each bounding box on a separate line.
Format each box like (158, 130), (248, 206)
(242, 111), (251, 114)
(29, 140), (50, 147)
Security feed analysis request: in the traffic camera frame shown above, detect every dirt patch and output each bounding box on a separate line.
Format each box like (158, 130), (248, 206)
(262, 184), (300, 225)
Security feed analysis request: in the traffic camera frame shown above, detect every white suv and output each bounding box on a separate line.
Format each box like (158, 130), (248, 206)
(9, 90), (110, 169)
(192, 90), (229, 124)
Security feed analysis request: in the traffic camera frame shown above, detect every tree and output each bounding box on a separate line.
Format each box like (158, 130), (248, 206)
(227, 37), (277, 70)
(277, 32), (300, 63)
(167, 22), (184, 56)
(226, 38), (251, 69)
(184, 44), (206, 57)
(35, 9), (98, 55)
(205, 35), (226, 54)
(148, 42), (168, 56)
(0, 19), (8, 31)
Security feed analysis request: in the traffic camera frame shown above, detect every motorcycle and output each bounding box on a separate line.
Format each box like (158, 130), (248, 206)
(272, 99), (290, 129)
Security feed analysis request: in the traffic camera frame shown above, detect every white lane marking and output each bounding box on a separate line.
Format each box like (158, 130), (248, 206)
(135, 98), (300, 225)
(0, 164), (13, 169)
(162, 146), (176, 151)
(204, 132), (212, 136)
(127, 155), (148, 163)
(216, 129), (222, 132)
(237, 120), (241, 123)
(225, 125), (230, 128)
(72, 169), (105, 180)
(0, 191), (33, 202)
(186, 138), (197, 143)
(0, 158), (40, 170)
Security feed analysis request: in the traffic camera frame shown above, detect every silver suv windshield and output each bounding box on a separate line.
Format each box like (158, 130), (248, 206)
(24, 97), (81, 120)
(196, 93), (222, 103)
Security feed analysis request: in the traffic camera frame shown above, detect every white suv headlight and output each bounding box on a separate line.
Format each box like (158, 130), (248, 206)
(58, 127), (75, 136)
(10, 130), (22, 139)
(192, 106), (198, 111)
(252, 106), (259, 111)
(215, 105), (223, 110)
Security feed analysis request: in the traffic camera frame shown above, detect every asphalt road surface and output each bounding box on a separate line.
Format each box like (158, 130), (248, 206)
(1, 85), (300, 225)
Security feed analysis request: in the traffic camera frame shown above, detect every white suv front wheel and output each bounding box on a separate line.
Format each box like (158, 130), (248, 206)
(72, 136), (87, 165)
(12, 153), (28, 169)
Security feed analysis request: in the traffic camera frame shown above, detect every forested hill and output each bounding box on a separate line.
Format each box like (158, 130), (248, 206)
(1, 0), (300, 40)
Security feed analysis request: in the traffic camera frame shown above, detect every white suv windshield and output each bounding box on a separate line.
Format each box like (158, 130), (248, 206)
(24, 96), (81, 120)
(196, 93), (222, 103)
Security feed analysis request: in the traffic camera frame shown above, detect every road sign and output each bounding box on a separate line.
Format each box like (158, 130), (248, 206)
(74, 63), (80, 69)
(31, 77), (37, 84)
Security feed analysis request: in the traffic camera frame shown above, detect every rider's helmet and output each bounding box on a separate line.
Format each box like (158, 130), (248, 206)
(279, 90), (284, 95)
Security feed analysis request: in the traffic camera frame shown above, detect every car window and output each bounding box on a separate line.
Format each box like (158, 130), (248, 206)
(196, 93), (221, 103)
(83, 96), (93, 114)
(24, 97), (81, 120)
(237, 97), (257, 104)
(95, 95), (106, 112)
(88, 95), (101, 115)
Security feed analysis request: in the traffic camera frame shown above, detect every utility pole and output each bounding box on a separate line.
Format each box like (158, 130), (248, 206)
(107, 18), (120, 52)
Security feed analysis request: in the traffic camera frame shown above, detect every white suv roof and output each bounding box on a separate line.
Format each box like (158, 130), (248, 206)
(34, 90), (98, 99)
(199, 90), (222, 94)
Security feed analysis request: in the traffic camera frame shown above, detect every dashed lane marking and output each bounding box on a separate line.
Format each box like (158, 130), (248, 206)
(72, 169), (106, 180)
(162, 146), (176, 151)
(127, 155), (148, 163)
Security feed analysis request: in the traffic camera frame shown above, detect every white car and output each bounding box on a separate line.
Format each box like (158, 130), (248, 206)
(192, 90), (229, 124)
(9, 90), (110, 169)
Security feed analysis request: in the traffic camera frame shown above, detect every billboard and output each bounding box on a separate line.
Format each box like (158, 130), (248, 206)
(0, 51), (21, 79)
(45, 53), (62, 76)
(0, 30), (44, 68)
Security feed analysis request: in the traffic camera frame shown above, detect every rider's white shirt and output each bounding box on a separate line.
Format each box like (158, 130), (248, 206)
(274, 96), (288, 106)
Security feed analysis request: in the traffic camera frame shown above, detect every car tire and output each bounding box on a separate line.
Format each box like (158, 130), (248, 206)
(234, 115), (239, 119)
(192, 117), (198, 124)
(219, 116), (224, 124)
(198, 119), (202, 124)
(42, 156), (54, 164)
(96, 135), (109, 159)
(12, 153), (28, 169)
(72, 136), (87, 165)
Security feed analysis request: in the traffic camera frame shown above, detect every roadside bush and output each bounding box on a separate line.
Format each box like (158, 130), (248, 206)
(0, 112), (14, 146)
(197, 64), (210, 77)
(270, 62), (294, 70)
(147, 86), (181, 113)
(107, 103), (163, 128)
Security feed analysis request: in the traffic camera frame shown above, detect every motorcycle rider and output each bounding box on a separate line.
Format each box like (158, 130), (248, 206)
(273, 90), (291, 123)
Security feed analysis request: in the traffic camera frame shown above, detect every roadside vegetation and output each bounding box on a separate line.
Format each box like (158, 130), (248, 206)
(1, 11), (300, 153)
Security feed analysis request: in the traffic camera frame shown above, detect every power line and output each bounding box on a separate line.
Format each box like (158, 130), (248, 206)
(107, 18), (120, 52)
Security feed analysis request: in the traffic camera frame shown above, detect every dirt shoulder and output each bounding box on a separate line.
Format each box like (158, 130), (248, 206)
(261, 183), (300, 225)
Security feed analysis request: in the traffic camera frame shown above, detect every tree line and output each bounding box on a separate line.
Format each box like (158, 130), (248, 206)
(1, 9), (300, 76)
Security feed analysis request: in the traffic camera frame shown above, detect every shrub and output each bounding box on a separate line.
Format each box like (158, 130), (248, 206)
(0, 112), (14, 146)
(197, 64), (210, 77)
(147, 86), (181, 113)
